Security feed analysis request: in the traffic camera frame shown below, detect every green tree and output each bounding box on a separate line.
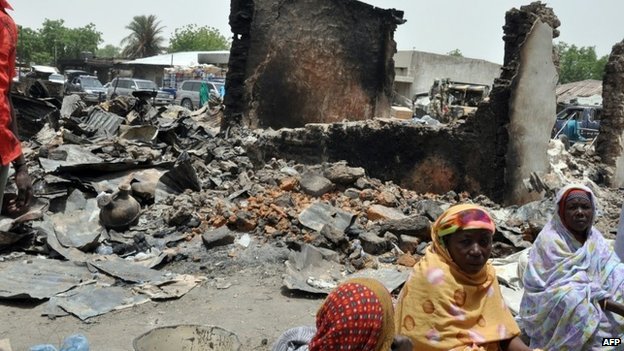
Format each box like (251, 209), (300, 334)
(447, 49), (463, 57)
(121, 15), (165, 59)
(65, 23), (102, 58)
(38, 19), (67, 65)
(97, 44), (121, 58)
(168, 24), (230, 52)
(16, 26), (50, 65)
(17, 20), (101, 66)
(556, 42), (608, 83)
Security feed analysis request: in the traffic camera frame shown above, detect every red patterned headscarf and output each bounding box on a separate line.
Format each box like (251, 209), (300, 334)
(0, 0), (12, 10)
(309, 278), (395, 351)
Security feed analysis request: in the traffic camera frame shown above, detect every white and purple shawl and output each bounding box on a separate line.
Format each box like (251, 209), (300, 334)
(519, 184), (624, 350)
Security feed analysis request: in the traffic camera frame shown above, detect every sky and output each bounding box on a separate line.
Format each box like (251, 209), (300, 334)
(9, 0), (623, 64)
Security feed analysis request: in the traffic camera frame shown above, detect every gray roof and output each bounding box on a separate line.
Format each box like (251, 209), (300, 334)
(556, 79), (602, 104)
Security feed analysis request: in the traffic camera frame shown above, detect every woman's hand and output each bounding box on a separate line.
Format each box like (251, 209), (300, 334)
(501, 336), (532, 351)
(601, 299), (624, 317)
(391, 335), (413, 351)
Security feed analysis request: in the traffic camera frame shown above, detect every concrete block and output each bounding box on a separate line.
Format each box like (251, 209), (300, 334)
(391, 106), (413, 120)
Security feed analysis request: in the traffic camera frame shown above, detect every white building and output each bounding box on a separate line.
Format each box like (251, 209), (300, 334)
(393, 50), (502, 100)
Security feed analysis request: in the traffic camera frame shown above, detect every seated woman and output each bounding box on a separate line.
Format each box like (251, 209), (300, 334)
(395, 204), (536, 351)
(272, 277), (412, 351)
(519, 184), (624, 349)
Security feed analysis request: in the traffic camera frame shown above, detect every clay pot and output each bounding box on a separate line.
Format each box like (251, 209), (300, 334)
(97, 183), (141, 230)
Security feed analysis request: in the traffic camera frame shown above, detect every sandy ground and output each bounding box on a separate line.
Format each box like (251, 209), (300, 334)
(0, 242), (324, 351)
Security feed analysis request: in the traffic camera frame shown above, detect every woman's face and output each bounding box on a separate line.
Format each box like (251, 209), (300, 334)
(445, 229), (492, 274)
(562, 197), (593, 237)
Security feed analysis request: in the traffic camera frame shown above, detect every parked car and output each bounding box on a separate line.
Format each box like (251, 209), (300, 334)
(173, 79), (224, 110)
(551, 105), (601, 139)
(65, 75), (107, 103)
(48, 73), (65, 85)
(107, 77), (174, 105)
(63, 69), (90, 85)
(19, 65), (64, 99)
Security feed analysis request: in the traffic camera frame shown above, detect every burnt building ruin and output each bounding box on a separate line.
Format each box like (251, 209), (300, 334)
(595, 40), (624, 187)
(502, 4), (560, 204)
(224, 0), (404, 129)
(246, 2), (560, 206)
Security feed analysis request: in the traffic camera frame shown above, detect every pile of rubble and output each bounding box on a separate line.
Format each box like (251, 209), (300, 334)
(1, 92), (622, 321)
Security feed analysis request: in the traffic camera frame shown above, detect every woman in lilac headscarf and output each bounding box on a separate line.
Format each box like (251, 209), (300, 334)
(519, 184), (624, 350)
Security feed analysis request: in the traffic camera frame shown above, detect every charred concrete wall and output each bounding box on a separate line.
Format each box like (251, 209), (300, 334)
(223, 0), (255, 128)
(224, 0), (403, 129)
(465, 2), (559, 204)
(250, 121), (492, 196)
(505, 20), (557, 204)
(595, 40), (624, 187)
(248, 2), (559, 205)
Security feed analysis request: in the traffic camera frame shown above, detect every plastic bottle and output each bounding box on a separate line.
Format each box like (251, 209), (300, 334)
(59, 334), (89, 351)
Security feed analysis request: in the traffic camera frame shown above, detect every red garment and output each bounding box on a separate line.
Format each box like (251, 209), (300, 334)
(308, 282), (384, 351)
(0, 1), (12, 10)
(0, 8), (20, 166)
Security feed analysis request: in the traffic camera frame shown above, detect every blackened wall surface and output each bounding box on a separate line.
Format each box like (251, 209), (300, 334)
(248, 2), (560, 204)
(249, 120), (490, 196)
(226, 0), (403, 129)
(504, 21), (557, 205)
(596, 40), (624, 187)
(464, 2), (559, 203)
(223, 0), (254, 129)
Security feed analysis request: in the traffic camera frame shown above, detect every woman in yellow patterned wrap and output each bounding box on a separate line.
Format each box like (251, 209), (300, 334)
(394, 204), (539, 351)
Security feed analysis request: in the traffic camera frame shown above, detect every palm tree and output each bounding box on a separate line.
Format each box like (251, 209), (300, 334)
(121, 15), (165, 59)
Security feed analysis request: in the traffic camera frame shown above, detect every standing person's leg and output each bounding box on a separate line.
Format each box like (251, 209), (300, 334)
(0, 165), (9, 214)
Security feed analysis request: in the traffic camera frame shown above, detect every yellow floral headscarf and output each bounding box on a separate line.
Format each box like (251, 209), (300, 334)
(394, 204), (521, 351)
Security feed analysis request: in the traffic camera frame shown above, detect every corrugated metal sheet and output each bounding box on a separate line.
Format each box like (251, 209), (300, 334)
(82, 108), (124, 136)
(88, 256), (167, 283)
(52, 284), (150, 320)
(0, 258), (93, 299)
(11, 94), (59, 138)
(556, 79), (602, 104)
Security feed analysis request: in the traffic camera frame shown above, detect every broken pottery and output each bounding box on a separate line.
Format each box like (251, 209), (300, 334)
(133, 325), (241, 351)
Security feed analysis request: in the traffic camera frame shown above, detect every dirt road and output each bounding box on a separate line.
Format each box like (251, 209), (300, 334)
(0, 244), (323, 350)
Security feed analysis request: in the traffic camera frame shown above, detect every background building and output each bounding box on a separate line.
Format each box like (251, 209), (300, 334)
(393, 50), (502, 100)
